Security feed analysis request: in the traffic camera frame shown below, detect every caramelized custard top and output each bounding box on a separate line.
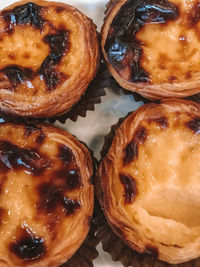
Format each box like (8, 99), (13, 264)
(98, 100), (200, 264)
(105, 0), (200, 85)
(0, 2), (72, 92)
(0, 122), (93, 266)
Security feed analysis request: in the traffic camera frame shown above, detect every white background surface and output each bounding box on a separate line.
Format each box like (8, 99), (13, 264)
(0, 0), (144, 266)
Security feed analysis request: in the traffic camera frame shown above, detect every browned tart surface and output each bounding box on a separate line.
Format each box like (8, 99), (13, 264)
(102, 0), (200, 99)
(0, 0), (99, 118)
(96, 99), (200, 264)
(0, 122), (93, 266)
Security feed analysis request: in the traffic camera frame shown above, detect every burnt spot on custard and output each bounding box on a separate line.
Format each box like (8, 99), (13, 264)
(59, 144), (74, 165)
(53, 169), (82, 191)
(149, 116), (169, 129)
(123, 126), (147, 165)
(35, 132), (46, 144)
(24, 125), (41, 138)
(2, 2), (44, 31)
(0, 3), (70, 91)
(123, 140), (138, 165)
(186, 117), (200, 134)
(135, 125), (147, 144)
(144, 245), (159, 259)
(119, 173), (137, 204)
(105, 0), (179, 83)
(36, 144), (82, 218)
(2, 65), (33, 88)
(37, 182), (81, 215)
(0, 141), (51, 175)
(64, 198), (81, 215)
(10, 227), (45, 261)
(55, 6), (65, 14)
(40, 30), (69, 91)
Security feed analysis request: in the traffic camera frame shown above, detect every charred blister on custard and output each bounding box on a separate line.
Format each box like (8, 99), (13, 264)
(35, 131), (46, 144)
(149, 116), (169, 129)
(123, 140), (138, 165)
(40, 30), (70, 91)
(0, 141), (51, 175)
(123, 126), (147, 165)
(119, 174), (137, 204)
(24, 125), (41, 138)
(10, 227), (46, 261)
(59, 144), (75, 165)
(37, 182), (81, 216)
(135, 125), (147, 144)
(55, 6), (65, 14)
(0, 3), (70, 92)
(104, 0), (179, 83)
(36, 143), (82, 216)
(2, 2), (44, 32)
(52, 169), (82, 191)
(24, 125), (46, 144)
(186, 117), (200, 134)
(2, 65), (34, 89)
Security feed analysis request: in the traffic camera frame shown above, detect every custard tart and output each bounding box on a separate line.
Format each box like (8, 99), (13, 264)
(102, 0), (200, 99)
(96, 99), (200, 264)
(0, 121), (93, 266)
(0, 0), (99, 118)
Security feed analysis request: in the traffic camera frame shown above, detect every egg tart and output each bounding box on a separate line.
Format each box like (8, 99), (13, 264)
(0, 0), (99, 118)
(96, 99), (200, 264)
(102, 0), (200, 99)
(0, 121), (93, 266)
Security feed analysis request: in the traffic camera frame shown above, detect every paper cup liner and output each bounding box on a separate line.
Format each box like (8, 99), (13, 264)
(49, 61), (107, 124)
(94, 115), (200, 267)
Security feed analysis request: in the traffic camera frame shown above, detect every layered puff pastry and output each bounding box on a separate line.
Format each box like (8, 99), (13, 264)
(96, 99), (200, 264)
(0, 122), (93, 266)
(102, 0), (200, 99)
(0, 0), (99, 118)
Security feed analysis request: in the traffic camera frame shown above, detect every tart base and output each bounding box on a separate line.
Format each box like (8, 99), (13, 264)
(95, 113), (200, 266)
(94, 195), (200, 267)
(0, 62), (107, 124)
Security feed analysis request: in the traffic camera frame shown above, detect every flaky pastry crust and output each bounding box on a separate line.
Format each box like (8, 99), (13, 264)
(0, 122), (93, 266)
(0, 0), (99, 118)
(96, 99), (200, 264)
(101, 0), (200, 99)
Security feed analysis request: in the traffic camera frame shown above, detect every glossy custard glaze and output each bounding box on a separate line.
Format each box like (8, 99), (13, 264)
(97, 100), (200, 264)
(0, 0), (99, 117)
(0, 2), (70, 91)
(104, 0), (200, 91)
(0, 122), (93, 266)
